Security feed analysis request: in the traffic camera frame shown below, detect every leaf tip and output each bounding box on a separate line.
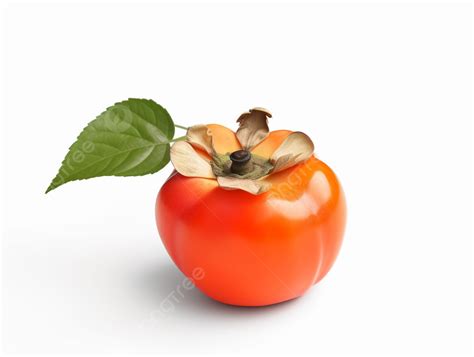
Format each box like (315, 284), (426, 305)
(45, 182), (55, 194)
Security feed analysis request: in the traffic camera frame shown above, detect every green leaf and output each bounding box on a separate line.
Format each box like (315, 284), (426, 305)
(46, 99), (175, 193)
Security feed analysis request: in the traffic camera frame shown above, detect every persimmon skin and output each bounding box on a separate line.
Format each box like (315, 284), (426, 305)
(155, 156), (346, 306)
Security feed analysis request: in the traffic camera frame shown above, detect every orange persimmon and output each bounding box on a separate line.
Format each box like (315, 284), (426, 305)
(156, 113), (346, 306)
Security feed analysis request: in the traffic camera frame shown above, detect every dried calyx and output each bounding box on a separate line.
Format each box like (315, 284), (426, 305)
(170, 108), (314, 195)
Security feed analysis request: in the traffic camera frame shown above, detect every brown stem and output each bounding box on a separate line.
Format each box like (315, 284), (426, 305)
(230, 150), (254, 175)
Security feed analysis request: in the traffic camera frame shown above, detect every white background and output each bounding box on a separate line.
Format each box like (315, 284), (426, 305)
(1, 1), (472, 355)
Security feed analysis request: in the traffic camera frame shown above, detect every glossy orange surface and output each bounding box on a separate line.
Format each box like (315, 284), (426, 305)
(155, 129), (346, 306)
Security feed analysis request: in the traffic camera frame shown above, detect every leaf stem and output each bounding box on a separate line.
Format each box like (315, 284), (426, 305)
(169, 135), (187, 143)
(175, 124), (189, 130)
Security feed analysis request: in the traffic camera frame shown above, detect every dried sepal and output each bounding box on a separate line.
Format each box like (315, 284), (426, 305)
(186, 125), (214, 155)
(236, 107), (271, 150)
(170, 141), (215, 179)
(172, 109), (315, 195)
(217, 176), (271, 195)
(270, 132), (314, 173)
